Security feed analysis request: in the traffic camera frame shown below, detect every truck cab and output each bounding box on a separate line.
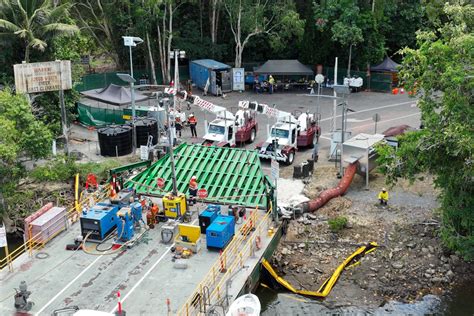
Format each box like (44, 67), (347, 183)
(234, 109), (258, 144)
(203, 119), (236, 147)
(255, 121), (300, 165)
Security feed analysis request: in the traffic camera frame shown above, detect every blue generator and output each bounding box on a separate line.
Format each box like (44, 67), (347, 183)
(80, 203), (120, 242)
(130, 202), (143, 224)
(206, 215), (235, 250)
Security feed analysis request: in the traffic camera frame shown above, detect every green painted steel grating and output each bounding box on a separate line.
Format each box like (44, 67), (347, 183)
(125, 144), (269, 208)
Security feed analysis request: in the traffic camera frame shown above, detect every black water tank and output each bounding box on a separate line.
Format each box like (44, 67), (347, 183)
(306, 159), (314, 172)
(301, 161), (310, 178)
(133, 118), (158, 146)
(97, 125), (133, 156)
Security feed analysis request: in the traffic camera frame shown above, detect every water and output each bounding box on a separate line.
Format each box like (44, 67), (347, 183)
(256, 280), (474, 315)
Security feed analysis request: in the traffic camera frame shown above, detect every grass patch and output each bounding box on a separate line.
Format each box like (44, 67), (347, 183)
(328, 216), (348, 233)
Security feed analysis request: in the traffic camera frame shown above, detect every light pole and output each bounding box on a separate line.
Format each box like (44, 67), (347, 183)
(117, 73), (137, 152)
(168, 49), (186, 196)
(337, 101), (355, 178)
(122, 36), (144, 153)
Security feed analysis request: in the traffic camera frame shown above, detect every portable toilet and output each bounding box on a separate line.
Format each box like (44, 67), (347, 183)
(206, 215), (235, 250)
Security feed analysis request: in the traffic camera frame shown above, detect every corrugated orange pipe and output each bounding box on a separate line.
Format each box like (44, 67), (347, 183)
(299, 162), (359, 213)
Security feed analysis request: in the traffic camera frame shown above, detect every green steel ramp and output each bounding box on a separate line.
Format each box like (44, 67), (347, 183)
(125, 144), (270, 208)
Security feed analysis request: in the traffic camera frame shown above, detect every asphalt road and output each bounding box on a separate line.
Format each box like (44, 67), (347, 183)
(178, 89), (419, 169)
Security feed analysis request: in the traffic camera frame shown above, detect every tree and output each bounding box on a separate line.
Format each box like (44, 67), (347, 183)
(0, 0), (79, 62)
(223, 0), (302, 68)
(0, 90), (53, 223)
(377, 1), (474, 259)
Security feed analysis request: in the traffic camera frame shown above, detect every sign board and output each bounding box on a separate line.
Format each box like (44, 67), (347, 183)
(271, 159), (279, 183)
(140, 145), (149, 160)
(232, 68), (245, 91)
(0, 222), (7, 248)
(157, 178), (165, 189)
(315, 74), (325, 84)
(14, 60), (72, 93)
(197, 188), (208, 199)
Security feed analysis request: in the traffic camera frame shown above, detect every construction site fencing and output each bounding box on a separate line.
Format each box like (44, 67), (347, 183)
(323, 67), (394, 92)
(75, 66), (190, 92)
(0, 182), (109, 271)
(177, 207), (274, 316)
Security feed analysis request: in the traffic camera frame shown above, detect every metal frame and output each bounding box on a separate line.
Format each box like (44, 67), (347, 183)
(126, 144), (270, 208)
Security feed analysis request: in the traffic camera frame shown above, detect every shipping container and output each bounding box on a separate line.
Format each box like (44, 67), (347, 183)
(189, 59), (231, 95)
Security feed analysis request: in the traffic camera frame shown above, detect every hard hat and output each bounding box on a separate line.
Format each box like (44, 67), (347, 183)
(189, 114), (194, 117)
(382, 187), (386, 191)
(191, 176), (197, 180)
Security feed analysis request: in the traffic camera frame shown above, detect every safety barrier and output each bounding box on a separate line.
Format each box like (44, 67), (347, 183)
(0, 185), (109, 271)
(177, 207), (274, 315)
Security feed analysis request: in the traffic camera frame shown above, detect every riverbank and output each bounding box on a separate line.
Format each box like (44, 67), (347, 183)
(268, 163), (474, 311)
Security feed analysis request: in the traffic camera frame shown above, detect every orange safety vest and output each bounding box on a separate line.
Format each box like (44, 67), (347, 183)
(189, 179), (198, 190)
(188, 117), (197, 125)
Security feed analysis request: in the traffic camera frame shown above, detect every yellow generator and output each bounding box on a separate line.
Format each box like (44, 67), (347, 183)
(163, 192), (187, 219)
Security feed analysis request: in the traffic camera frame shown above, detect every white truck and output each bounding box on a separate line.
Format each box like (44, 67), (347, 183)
(251, 102), (320, 165)
(167, 89), (258, 147)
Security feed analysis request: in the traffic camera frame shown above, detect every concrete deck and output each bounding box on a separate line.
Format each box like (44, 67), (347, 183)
(0, 202), (273, 316)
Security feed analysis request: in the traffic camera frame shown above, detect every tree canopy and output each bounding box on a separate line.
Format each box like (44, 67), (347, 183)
(377, 1), (474, 259)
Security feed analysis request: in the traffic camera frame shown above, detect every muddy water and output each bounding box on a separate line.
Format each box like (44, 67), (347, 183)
(256, 280), (474, 315)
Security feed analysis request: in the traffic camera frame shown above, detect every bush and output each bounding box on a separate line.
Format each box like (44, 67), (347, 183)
(328, 216), (348, 232)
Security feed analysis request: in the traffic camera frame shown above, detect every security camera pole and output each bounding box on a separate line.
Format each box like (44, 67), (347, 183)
(122, 36), (144, 153)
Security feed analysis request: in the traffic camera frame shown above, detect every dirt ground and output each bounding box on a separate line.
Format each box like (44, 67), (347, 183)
(270, 160), (474, 309)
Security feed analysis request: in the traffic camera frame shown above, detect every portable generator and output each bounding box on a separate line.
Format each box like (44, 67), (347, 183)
(163, 193), (187, 219)
(116, 208), (134, 242)
(206, 215), (235, 250)
(80, 203), (119, 242)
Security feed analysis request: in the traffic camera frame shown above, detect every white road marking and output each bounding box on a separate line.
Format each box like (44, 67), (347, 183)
(109, 218), (199, 313)
(35, 255), (103, 315)
(346, 118), (372, 123)
(350, 113), (421, 131)
(319, 135), (332, 141)
(320, 101), (414, 122)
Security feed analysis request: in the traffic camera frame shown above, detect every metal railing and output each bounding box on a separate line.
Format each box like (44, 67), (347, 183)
(0, 186), (109, 271)
(177, 207), (274, 315)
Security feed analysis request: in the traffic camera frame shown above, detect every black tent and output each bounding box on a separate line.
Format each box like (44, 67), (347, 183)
(80, 84), (148, 105)
(371, 56), (401, 72)
(254, 60), (314, 76)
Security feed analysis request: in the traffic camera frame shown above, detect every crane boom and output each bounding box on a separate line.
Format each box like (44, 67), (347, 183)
(239, 100), (297, 124)
(165, 88), (234, 120)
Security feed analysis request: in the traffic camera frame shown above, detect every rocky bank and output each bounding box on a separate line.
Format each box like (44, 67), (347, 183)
(270, 165), (474, 309)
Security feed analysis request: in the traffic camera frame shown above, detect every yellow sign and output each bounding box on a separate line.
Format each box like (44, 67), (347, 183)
(14, 60), (72, 93)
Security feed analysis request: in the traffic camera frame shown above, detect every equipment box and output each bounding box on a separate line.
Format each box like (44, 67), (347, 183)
(80, 203), (120, 241)
(198, 210), (218, 234)
(206, 215), (235, 250)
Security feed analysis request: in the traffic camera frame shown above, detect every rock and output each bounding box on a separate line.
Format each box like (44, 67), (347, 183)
(424, 273), (432, 278)
(394, 247), (403, 252)
(307, 214), (317, 220)
(283, 261), (289, 266)
(392, 261), (404, 269)
(441, 256), (449, 263)
(446, 270), (455, 278)
(426, 268), (435, 274)
(281, 248), (290, 255)
(406, 243), (416, 249)
(370, 267), (378, 272)
(422, 247), (429, 253)
(298, 243), (306, 249)
(428, 245), (435, 253)
(420, 233), (426, 237)
(429, 264), (435, 268)
(304, 220), (312, 225)
(450, 255), (460, 264)
(431, 277), (444, 283)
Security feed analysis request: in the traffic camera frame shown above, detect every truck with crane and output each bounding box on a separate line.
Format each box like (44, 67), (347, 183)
(250, 101), (320, 165)
(166, 89), (258, 147)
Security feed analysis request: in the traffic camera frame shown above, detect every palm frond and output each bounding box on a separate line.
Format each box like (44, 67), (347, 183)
(29, 37), (47, 51)
(42, 23), (79, 36)
(0, 19), (21, 32)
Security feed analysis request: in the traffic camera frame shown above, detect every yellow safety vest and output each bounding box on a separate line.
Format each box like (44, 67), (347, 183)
(378, 191), (389, 200)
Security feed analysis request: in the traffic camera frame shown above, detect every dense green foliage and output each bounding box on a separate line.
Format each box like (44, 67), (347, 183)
(0, 0), (435, 81)
(30, 155), (121, 182)
(377, 1), (474, 259)
(0, 89), (53, 215)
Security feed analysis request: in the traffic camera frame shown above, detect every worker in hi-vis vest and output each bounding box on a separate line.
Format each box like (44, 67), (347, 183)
(378, 188), (389, 206)
(189, 175), (198, 205)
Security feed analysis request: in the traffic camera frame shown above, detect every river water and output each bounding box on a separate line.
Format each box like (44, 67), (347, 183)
(256, 279), (474, 315)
